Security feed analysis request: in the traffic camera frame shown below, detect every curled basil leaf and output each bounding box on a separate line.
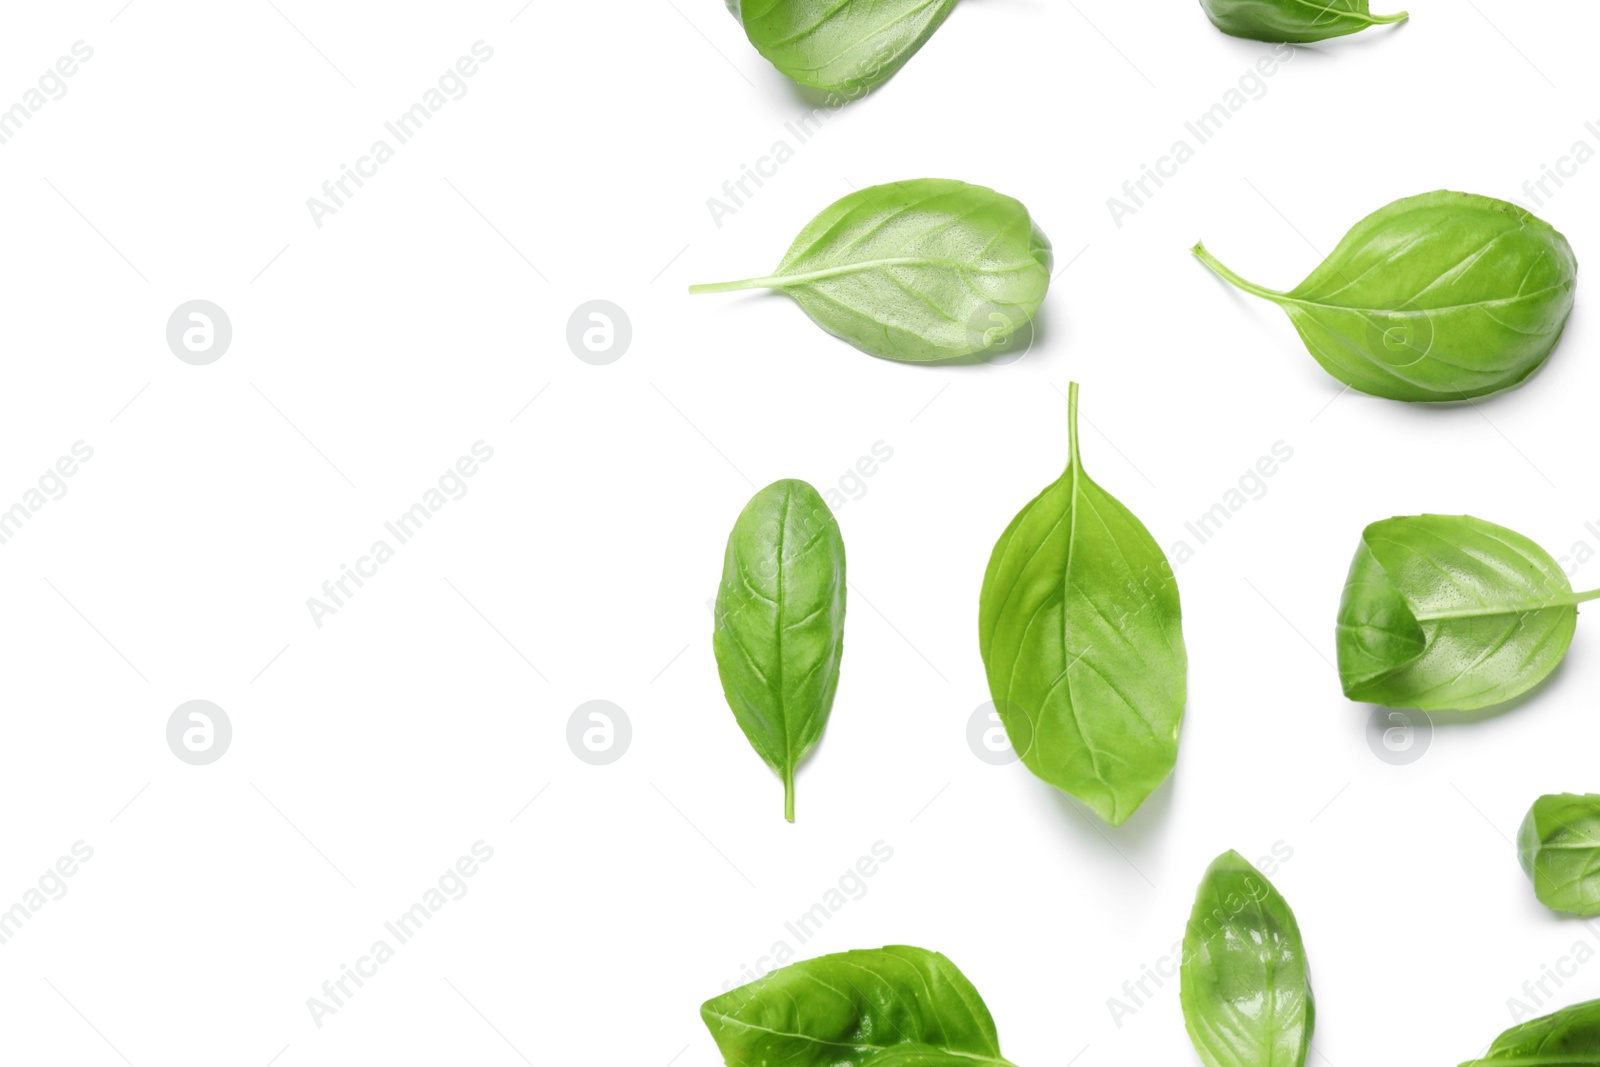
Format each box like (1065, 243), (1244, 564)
(712, 479), (845, 821)
(1181, 851), (1315, 1067)
(978, 382), (1186, 826)
(702, 946), (1019, 1067)
(1519, 794), (1600, 917)
(727, 0), (957, 96)
(1336, 515), (1600, 712)
(692, 179), (1052, 364)
(1460, 998), (1600, 1066)
(1199, 0), (1407, 43)
(1195, 191), (1578, 401)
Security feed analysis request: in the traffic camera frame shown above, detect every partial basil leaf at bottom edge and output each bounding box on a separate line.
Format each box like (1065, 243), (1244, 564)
(1460, 997), (1600, 1066)
(1335, 514), (1600, 711)
(712, 478), (846, 822)
(977, 382), (1186, 827)
(692, 178), (1052, 364)
(729, 0), (958, 95)
(700, 946), (1016, 1067)
(1519, 793), (1600, 917)
(1180, 850), (1315, 1067)
(1199, 0), (1408, 43)
(1194, 190), (1578, 401)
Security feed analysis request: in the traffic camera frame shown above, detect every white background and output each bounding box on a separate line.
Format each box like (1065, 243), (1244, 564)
(1, 1), (1598, 1064)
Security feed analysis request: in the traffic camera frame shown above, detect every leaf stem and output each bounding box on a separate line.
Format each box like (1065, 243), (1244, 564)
(783, 771), (795, 823)
(1191, 241), (1291, 303)
(1066, 381), (1080, 470)
(1370, 10), (1409, 25)
(689, 276), (774, 295)
(1415, 588), (1600, 620)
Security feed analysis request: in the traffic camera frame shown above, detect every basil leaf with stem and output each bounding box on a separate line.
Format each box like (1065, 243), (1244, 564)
(1181, 850), (1315, 1067)
(977, 382), (1186, 826)
(1194, 191), (1578, 401)
(1519, 794), (1600, 917)
(702, 946), (1020, 1067)
(1460, 997), (1600, 1066)
(726, 0), (959, 96)
(691, 179), (1052, 364)
(1199, 0), (1407, 43)
(1336, 515), (1600, 712)
(712, 479), (845, 821)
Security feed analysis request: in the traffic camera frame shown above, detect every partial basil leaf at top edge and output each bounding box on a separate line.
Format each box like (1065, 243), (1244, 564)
(691, 179), (1052, 364)
(1199, 0), (1407, 43)
(1460, 998), (1600, 1067)
(1335, 515), (1600, 712)
(712, 479), (845, 822)
(1180, 850), (1315, 1067)
(1194, 191), (1578, 401)
(731, 0), (959, 96)
(977, 382), (1187, 826)
(701, 946), (1018, 1067)
(1519, 794), (1600, 917)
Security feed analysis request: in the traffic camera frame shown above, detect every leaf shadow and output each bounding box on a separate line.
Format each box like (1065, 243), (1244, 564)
(1436, 664), (1570, 725)
(1042, 769), (1177, 860)
(1357, 658), (1572, 729)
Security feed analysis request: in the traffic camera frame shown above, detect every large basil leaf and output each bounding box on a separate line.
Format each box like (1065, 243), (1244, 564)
(691, 179), (1052, 364)
(1519, 794), (1600, 917)
(1199, 0), (1407, 43)
(1194, 191), (1578, 401)
(728, 0), (958, 96)
(1461, 998), (1600, 1066)
(712, 479), (845, 821)
(977, 382), (1186, 826)
(1335, 515), (1600, 711)
(701, 946), (1017, 1067)
(1180, 851), (1315, 1067)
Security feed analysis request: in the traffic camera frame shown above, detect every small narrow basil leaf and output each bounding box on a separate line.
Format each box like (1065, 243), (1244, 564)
(1460, 998), (1600, 1067)
(692, 179), (1052, 364)
(1180, 850), (1315, 1067)
(978, 382), (1186, 826)
(1519, 794), (1600, 917)
(733, 0), (958, 96)
(1195, 191), (1578, 401)
(701, 946), (1018, 1067)
(1199, 0), (1407, 43)
(712, 479), (845, 821)
(1335, 515), (1600, 711)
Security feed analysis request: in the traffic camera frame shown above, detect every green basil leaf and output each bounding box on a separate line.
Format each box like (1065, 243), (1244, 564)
(712, 479), (845, 821)
(977, 382), (1186, 826)
(1335, 515), (1600, 711)
(1180, 851), (1315, 1067)
(701, 946), (1018, 1067)
(1460, 998), (1600, 1066)
(1519, 793), (1600, 917)
(1194, 191), (1578, 401)
(1199, 0), (1407, 43)
(692, 179), (1052, 364)
(729, 0), (958, 95)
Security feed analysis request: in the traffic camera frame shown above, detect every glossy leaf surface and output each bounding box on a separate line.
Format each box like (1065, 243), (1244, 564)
(713, 479), (845, 821)
(692, 179), (1052, 364)
(1461, 998), (1600, 1066)
(701, 946), (1017, 1067)
(978, 383), (1186, 826)
(729, 0), (958, 95)
(1519, 794), (1600, 917)
(1199, 0), (1407, 42)
(1195, 191), (1578, 401)
(1335, 515), (1600, 711)
(1181, 851), (1314, 1067)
